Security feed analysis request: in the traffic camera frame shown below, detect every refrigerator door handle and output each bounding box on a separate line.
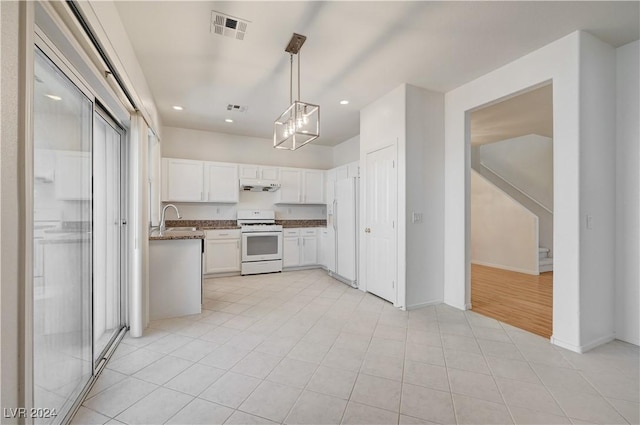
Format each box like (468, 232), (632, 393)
(332, 200), (337, 231)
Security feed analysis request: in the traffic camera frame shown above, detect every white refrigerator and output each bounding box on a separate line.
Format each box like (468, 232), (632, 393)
(328, 177), (358, 286)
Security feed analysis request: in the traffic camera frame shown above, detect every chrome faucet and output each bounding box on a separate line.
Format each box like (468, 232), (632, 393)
(159, 204), (181, 234)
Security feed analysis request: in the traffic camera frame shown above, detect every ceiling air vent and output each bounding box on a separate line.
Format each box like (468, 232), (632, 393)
(211, 11), (250, 41)
(227, 104), (248, 113)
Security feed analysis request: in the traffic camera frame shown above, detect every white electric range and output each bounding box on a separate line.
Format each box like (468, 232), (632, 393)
(237, 210), (283, 275)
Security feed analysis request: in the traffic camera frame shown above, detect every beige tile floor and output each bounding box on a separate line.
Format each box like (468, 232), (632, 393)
(75, 269), (639, 425)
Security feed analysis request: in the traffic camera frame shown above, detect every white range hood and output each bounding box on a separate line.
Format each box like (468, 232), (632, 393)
(239, 178), (281, 192)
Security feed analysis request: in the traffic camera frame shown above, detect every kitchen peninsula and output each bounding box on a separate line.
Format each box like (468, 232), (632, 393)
(149, 229), (204, 320)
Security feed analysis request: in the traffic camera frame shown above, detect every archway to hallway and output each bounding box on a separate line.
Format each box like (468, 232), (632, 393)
(467, 83), (554, 338)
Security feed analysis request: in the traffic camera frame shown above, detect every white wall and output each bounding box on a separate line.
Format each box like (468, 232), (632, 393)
(405, 85), (445, 308)
(162, 126), (333, 170)
(471, 170), (539, 275)
(479, 134), (554, 211)
(474, 133), (554, 253)
(75, 1), (161, 136)
(445, 32), (584, 350)
(333, 135), (360, 167)
(473, 156), (554, 256)
(1, 0), (22, 413)
(578, 33), (617, 349)
(360, 84), (445, 310)
(615, 40), (639, 346)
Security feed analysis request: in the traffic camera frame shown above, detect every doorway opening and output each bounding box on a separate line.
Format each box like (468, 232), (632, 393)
(468, 83), (554, 338)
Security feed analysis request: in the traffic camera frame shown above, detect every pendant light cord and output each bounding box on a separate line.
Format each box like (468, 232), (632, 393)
(297, 50), (301, 102)
(289, 53), (293, 105)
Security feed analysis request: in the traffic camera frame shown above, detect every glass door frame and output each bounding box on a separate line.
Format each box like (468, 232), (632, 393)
(92, 104), (128, 370)
(31, 27), (130, 425)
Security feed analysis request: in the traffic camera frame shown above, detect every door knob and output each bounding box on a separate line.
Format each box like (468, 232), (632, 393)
(364, 228), (371, 233)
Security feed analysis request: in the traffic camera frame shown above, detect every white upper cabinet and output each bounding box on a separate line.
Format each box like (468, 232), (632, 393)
(276, 168), (324, 204)
(302, 170), (324, 204)
(206, 162), (239, 203)
(239, 165), (279, 180)
(277, 169), (303, 203)
(162, 158), (239, 203)
(162, 158), (204, 202)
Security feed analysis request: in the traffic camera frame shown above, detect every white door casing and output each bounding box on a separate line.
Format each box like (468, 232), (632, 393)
(364, 145), (397, 304)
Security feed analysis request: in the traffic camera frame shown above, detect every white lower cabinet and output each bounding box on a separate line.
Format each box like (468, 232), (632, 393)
(204, 229), (241, 274)
(283, 228), (318, 268)
(283, 234), (301, 268)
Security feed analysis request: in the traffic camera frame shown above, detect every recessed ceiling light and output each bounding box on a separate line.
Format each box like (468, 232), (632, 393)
(45, 94), (62, 101)
(172, 105), (183, 111)
(339, 100), (349, 105)
(225, 118), (234, 123)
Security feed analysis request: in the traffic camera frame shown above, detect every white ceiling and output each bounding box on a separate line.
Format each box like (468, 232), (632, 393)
(470, 84), (553, 146)
(115, 1), (638, 146)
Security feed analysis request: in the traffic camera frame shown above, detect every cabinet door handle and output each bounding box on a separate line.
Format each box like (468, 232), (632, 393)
(219, 233), (228, 236)
(200, 191), (203, 200)
(236, 241), (239, 249)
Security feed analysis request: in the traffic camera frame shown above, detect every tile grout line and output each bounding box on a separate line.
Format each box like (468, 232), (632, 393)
(498, 318), (575, 423)
(469, 312), (518, 425)
(279, 278), (377, 425)
(437, 306), (460, 425)
(227, 272), (355, 424)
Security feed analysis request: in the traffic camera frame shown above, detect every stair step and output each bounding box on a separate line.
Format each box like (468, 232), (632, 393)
(538, 247), (551, 260)
(539, 257), (553, 273)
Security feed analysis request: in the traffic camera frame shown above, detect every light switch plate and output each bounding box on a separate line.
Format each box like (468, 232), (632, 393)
(412, 212), (423, 223)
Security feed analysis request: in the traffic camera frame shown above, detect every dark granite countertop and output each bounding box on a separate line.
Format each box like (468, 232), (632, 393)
(149, 229), (205, 240)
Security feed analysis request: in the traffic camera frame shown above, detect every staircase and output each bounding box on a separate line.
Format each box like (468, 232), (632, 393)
(539, 247), (553, 273)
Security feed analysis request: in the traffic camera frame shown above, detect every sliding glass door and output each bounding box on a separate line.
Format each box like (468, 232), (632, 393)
(93, 111), (125, 365)
(33, 48), (93, 424)
(32, 47), (127, 424)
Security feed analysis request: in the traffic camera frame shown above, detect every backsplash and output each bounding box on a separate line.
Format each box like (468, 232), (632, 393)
(163, 219), (327, 229)
(162, 191), (326, 220)
(164, 219), (238, 229)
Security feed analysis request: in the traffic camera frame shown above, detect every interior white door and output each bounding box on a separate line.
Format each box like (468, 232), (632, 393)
(365, 145), (397, 303)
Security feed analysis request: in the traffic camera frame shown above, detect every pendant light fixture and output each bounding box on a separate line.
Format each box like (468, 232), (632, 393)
(273, 33), (320, 150)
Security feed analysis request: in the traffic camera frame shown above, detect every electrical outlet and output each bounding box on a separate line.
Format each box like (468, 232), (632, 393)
(586, 214), (593, 229)
(412, 212), (423, 223)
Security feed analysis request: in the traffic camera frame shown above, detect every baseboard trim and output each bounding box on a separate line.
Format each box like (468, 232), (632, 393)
(203, 271), (241, 278)
(407, 299), (443, 310)
(443, 301), (469, 311)
(327, 271), (358, 289)
(472, 260), (538, 276)
(283, 265), (323, 272)
(551, 333), (616, 353)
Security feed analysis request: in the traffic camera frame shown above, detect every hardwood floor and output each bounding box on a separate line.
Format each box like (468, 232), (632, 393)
(471, 264), (553, 338)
